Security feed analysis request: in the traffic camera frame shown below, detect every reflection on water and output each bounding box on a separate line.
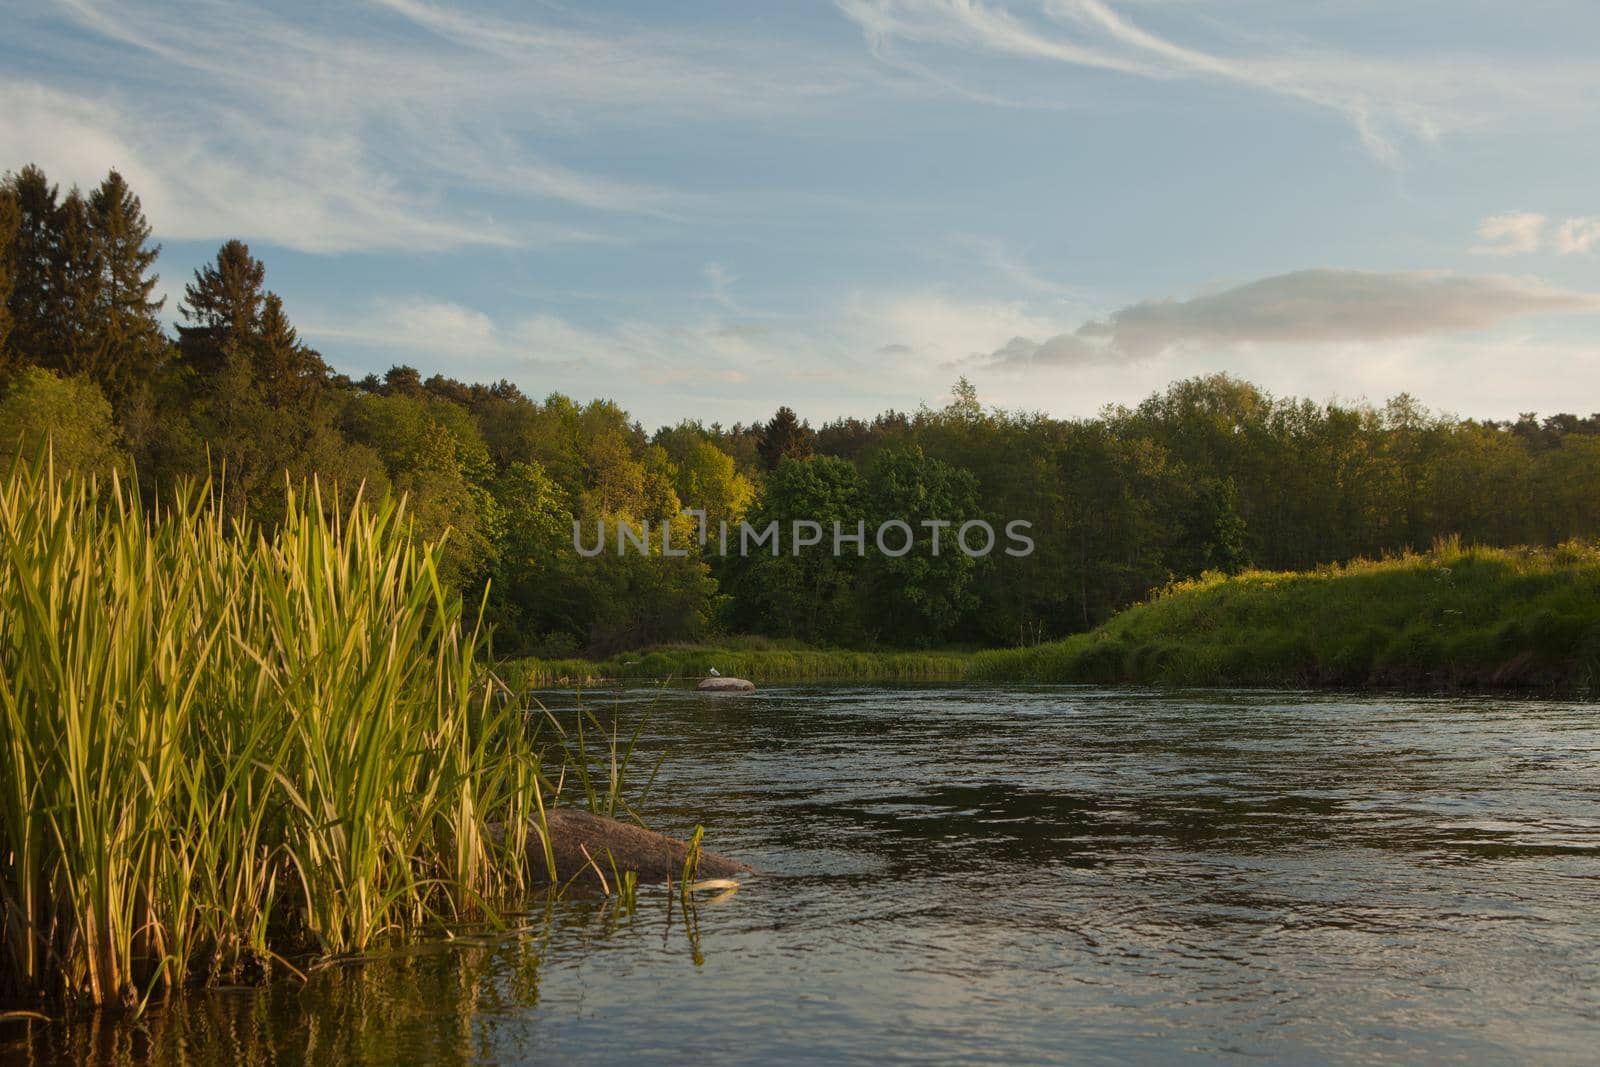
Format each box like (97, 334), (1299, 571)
(7, 687), (1600, 1064)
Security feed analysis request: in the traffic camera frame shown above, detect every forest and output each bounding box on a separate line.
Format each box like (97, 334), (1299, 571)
(5, 163), (1600, 659)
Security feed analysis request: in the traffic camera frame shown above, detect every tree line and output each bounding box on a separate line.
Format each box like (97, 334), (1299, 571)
(4, 163), (1600, 655)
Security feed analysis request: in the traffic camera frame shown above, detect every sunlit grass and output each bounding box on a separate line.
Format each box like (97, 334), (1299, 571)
(0, 456), (543, 1009)
(970, 538), (1600, 692)
(511, 645), (975, 686)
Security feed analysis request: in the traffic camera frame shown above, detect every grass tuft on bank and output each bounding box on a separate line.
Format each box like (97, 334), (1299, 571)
(970, 539), (1600, 692)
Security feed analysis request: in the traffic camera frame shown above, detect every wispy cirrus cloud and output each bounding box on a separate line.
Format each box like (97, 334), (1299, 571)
(837, 0), (1597, 161)
(5, 0), (856, 252)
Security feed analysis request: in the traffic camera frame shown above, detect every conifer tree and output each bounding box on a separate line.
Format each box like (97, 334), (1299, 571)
(179, 239), (265, 373)
(4, 165), (63, 370)
(0, 185), (17, 377)
(53, 189), (106, 379)
(254, 291), (328, 408)
(86, 170), (166, 403)
(757, 405), (813, 470)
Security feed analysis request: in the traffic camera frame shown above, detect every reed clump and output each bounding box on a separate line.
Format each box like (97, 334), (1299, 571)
(0, 458), (541, 1010)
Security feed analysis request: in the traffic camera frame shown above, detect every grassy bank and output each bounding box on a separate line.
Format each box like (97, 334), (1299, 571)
(0, 461), (546, 1010)
(515, 542), (1600, 695)
(971, 540), (1600, 692)
(509, 639), (976, 687)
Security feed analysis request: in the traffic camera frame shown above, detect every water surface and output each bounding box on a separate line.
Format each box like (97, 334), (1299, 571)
(11, 687), (1600, 1064)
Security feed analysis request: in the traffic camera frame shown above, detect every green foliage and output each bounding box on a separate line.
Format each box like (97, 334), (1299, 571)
(728, 455), (867, 643)
(756, 405), (813, 470)
(861, 446), (984, 645)
(0, 183), (16, 371)
(0, 367), (128, 478)
(6, 163), (1600, 661)
(970, 542), (1600, 693)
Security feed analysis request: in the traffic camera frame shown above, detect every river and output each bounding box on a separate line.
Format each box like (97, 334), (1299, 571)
(11, 686), (1600, 1064)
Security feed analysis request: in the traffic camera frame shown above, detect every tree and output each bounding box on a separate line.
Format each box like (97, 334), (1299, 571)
(654, 421), (753, 530)
(253, 292), (329, 408)
(757, 406), (813, 470)
(0, 367), (128, 478)
(483, 460), (581, 654)
(1171, 476), (1250, 577)
(52, 190), (106, 380)
(729, 455), (867, 643)
(179, 240), (265, 373)
(2, 166), (62, 372)
(0, 184), (17, 376)
(84, 170), (167, 404)
(946, 376), (981, 422)
(861, 446), (984, 645)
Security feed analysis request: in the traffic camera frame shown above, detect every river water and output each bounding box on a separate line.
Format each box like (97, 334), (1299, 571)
(11, 686), (1600, 1064)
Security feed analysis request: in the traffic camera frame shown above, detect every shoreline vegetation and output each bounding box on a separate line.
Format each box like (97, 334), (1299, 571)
(0, 459), (551, 1011)
(10, 164), (1600, 670)
(514, 540), (1600, 696)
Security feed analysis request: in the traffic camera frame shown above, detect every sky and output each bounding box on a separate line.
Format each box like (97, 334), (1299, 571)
(5, 0), (1600, 429)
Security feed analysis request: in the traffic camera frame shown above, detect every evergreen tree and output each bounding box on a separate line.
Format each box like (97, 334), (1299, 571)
(52, 189), (105, 380)
(757, 405), (813, 470)
(255, 292), (329, 408)
(85, 170), (166, 404)
(4, 165), (63, 370)
(179, 239), (265, 372)
(0, 185), (17, 377)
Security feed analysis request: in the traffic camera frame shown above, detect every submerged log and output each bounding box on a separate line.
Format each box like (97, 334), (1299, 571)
(696, 676), (755, 692)
(522, 808), (749, 888)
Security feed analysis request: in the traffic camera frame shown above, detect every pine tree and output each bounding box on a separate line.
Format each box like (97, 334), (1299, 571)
(179, 239), (265, 373)
(757, 405), (813, 470)
(53, 189), (106, 379)
(0, 186), (18, 378)
(4, 165), (63, 370)
(86, 170), (166, 404)
(255, 291), (328, 408)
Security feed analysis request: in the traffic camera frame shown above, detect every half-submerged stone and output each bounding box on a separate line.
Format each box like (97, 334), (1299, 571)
(522, 808), (749, 888)
(696, 676), (755, 692)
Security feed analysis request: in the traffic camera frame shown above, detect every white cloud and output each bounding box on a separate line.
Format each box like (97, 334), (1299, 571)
(847, 291), (1071, 364)
(704, 264), (741, 311)
(837, 0), (1597, 161)
(1471, 211), (1545, 256)
(296, 270), (1600, 428)
(8, 0), (853, 252)
(1556, 216), (1600, 255)
(0, 80), (605, 253)
(301, 297), (826, 395)
(980, 268), (1600, 366)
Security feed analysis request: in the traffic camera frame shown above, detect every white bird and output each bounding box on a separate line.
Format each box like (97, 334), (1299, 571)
(708, 667), (721, 677)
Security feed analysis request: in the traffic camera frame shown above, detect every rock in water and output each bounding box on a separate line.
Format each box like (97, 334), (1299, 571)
(696, 676), (755, 692)
(522, 808), (749, 888)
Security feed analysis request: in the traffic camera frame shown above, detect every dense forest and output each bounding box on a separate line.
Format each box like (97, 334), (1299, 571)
(4, 163), (1600, 657)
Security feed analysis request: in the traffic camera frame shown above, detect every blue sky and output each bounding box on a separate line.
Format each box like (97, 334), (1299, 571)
(6, 0), (1600, 428)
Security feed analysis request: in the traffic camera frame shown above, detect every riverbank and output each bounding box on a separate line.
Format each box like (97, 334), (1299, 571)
(515, 542), (1600, 695)
(971, 541), (1600, 693)
(508, 641), (974, 687)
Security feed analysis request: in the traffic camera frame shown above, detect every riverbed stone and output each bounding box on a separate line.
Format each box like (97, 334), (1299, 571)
(520, 808), (749, 888)
(696, 676), (755, 692)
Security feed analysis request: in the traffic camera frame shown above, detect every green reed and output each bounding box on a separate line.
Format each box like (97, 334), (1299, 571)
(0, 456), (541, 1009)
